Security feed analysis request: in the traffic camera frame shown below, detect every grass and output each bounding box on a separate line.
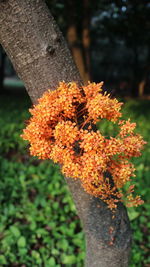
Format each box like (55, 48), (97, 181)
(0, 90), (149, 266)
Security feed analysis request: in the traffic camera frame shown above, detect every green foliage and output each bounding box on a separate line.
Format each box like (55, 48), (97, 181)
(0, 94), (149, 266)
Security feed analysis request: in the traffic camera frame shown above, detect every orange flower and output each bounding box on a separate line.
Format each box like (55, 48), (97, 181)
(21, 81), (146, 209)
(119, 119), (136, 137)
(54, 121), (79, 147)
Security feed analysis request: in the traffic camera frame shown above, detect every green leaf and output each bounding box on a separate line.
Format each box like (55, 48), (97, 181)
(31, 251), (42, 264)
(0, 255), (7, 265)
(47, 257), (56, 266)
(56, 239), (68, 251)
(73, 238), (83, 247)
(61, 254), (77, 264)
(10, 225), (21, 238)
(51, 248), (60, 256)
(127, 208), (139, 221)
(17, 236), (26, 247)
(19, 248), (28, 256)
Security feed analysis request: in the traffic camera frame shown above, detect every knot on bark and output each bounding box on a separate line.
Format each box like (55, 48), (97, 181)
(46, 45), (55, 55)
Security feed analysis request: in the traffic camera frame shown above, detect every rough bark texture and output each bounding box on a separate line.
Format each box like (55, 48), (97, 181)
(0, 1), (132, 266)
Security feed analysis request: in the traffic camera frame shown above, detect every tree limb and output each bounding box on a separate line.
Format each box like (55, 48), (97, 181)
(0, 1), (131, 266)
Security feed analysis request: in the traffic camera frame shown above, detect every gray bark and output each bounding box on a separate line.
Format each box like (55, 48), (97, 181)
(0, 1), (132, 266)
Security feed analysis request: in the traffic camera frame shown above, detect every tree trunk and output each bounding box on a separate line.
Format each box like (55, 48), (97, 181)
(0, 1), (131, 266)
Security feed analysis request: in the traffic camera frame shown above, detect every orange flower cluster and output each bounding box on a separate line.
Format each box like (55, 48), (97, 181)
(21, 82), (146, 209)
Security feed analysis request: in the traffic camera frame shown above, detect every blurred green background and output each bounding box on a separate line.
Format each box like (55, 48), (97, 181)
(0, 0), (150, 266)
